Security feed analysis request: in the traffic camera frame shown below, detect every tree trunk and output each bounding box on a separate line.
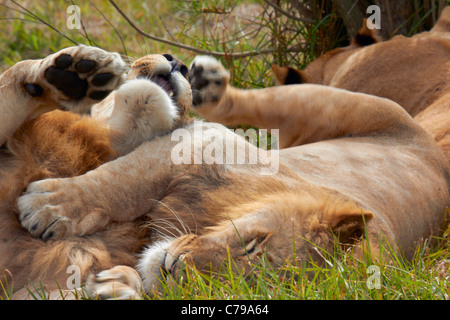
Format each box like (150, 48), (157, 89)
(331, 0), (369, 40)
(330, 0), (443, 40)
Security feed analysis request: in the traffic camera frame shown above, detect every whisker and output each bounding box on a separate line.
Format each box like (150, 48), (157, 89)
(151, 227), (177, 241)
(149, 223), (180, 240)
(177, 203), (198, 235)
(149, 218), (186, 238)
(150, 199), (193, 236)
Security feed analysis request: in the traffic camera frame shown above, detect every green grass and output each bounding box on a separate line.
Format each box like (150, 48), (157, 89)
(0, 1), (185, 70)
(145, 233), (449, 300)
(4, 228), (447, 300)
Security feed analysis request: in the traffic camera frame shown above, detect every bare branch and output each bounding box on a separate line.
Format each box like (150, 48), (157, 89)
(108, 0), (303, 59)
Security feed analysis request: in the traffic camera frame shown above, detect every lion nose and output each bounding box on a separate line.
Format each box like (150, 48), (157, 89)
(171, 61), (188, 78)
(163, 53), (188, 78)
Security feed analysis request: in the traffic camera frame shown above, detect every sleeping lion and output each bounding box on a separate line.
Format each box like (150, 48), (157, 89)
(189, 6), (450, 161)
(0, 48), (449, 298)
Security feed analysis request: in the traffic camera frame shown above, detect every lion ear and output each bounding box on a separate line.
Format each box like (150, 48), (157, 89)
(352, 19), (382, 47)
(324, 203), (374, 245)
(271, 64), (308, 85)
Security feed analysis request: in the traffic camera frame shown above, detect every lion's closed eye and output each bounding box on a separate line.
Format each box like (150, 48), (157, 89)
(243, 234), (271, 255)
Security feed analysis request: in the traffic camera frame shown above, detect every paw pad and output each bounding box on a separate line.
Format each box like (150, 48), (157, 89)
(23, 46), (127, 114)
(89, 90), (111, 100)
(45, 66), (88, 99)
(75, 59), (97, 73)
(91, 73), (114, 86)
(55, 54), (73, 69)
(44, 49), (123, 102)
(24, 83), (43, 97)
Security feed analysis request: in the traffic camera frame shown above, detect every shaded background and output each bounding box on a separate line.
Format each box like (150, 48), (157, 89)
(0, 0), (447, 88)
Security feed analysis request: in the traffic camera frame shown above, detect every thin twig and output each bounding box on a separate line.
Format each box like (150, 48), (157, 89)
(158, 14), (179, 44)
(10, 0), (78, 45)
(88, 0), (128, 57)
(0, 17), (39, 24)
(77, 8), (98, 47)
(69, 0), (97, 47)
(109, 0), (303, 58)
(0, 2), (32, 18)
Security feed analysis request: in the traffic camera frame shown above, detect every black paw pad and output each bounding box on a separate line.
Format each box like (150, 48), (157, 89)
(75, 59), (97, 73)
(24, 83), (43, 97)
(192, 94), (203, 106)
(190, 77), (209, 90)
(45, 66), (88, 99)
(189, 65), (204, 77)
(92, 73), (113, 86)
(55, 54), (73, 69)
(89, 90), (111, 100)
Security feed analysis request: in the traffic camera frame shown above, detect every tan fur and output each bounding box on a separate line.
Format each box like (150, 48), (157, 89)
(190, 7), (450, 159)
(1, 46), (449, 300)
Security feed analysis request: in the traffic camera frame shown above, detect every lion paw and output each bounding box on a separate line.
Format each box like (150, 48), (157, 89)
(188, 55), (229, 107)
(17, 177), (108, 240)
(24, 45), (128, 113)
(108, 79), (179, 155)
(85, 266), (143, 300)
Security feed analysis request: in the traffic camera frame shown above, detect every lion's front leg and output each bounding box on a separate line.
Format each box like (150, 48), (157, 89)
(18, 175), (109, 240)
(0, 45), (128, 145)
(17, 143), (174, 240)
